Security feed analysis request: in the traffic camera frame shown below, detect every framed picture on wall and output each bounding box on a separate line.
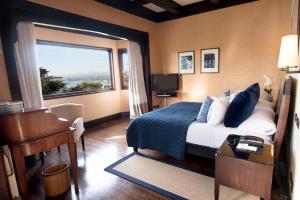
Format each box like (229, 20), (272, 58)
(201, 48), (219, 73)
(178, 51), (195, 74)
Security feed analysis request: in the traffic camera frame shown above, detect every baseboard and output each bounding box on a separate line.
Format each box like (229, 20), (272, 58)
(84, 111), (129, 128)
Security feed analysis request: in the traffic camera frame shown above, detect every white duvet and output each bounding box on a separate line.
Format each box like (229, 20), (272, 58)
(186, 122), (273, 148)
(186, 99), (275, 148)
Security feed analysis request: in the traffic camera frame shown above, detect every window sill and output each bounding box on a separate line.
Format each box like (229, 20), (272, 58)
(43, 89), (115, 100)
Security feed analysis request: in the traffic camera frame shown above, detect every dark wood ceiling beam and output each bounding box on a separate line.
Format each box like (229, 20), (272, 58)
(209, 0), (222, 4)
(147, 0), (181, 14)
(130, 0), (150, 7)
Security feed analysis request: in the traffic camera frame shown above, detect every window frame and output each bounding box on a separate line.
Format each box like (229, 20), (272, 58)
(118, 48), (129, 90)
(36, 40), (115, 100)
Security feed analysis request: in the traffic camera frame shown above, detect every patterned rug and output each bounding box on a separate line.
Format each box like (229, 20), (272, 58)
(105, 153), (259, 200)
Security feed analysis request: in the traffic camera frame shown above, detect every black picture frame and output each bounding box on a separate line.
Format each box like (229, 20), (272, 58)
(178, 51), (195, 74)
(200, 48), (220, 73)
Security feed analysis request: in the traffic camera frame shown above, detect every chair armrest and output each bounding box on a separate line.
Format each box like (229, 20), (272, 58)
(72, 117), (85, 142)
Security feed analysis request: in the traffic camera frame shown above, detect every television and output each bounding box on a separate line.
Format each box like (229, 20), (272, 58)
(151, 74), (179, 92)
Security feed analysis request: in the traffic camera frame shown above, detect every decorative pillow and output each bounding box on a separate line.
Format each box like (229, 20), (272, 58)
(219, 89), (231, 101)
(229, 90), (242, 103)
(196, 96), (214, 123)
(207, 97), (229, 126)
(238, 109), (276, 136)
(224, 83), (260, 127)
(224, 89), (230, 98)
(246, 83), (260, 98)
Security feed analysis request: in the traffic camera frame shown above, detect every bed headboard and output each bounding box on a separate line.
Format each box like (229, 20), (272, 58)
(274, 77), (292, 164)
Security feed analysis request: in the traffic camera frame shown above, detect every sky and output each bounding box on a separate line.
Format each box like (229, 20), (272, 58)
(36, 43), (111, 76)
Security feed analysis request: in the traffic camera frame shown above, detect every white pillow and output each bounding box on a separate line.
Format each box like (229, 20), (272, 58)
(207, 97), (229, 126)
(237, 109), (276, 136)
(255, 99), (274, 114)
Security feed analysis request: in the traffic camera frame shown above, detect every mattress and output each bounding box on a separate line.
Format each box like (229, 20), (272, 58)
(186, 121), (273, 149)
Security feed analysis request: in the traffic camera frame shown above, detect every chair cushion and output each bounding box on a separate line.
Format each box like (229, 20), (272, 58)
(224, 83), (260, 127)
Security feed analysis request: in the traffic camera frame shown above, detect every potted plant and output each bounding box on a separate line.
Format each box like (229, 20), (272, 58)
(263, 74), (273, 102)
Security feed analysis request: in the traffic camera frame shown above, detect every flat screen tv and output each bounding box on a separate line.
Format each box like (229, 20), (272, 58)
(151, 74), (179, 92)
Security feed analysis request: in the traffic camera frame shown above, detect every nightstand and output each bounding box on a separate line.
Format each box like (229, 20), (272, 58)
(215, 135), (274, 200)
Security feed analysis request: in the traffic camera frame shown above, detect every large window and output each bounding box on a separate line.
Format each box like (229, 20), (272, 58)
(118, 49), (129, 90)
(36, 41), (114, 99)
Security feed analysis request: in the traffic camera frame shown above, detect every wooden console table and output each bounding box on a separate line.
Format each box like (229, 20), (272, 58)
(0, 108), (79, 200)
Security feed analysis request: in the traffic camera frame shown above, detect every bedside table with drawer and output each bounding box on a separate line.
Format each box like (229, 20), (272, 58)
(215, 135), (274, 200)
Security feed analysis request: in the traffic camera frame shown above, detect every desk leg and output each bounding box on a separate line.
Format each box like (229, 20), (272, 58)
(214, 181), (219, 200)
(263, 167), (273, 200)
(68, 139), (79, 194)
(11, 145), (28, 200)
(264, 185), (272, 200)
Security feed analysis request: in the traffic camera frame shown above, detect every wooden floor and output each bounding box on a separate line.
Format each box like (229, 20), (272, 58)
(26, 118), (286, 200)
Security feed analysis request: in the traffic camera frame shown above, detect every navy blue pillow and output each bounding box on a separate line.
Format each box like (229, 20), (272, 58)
(246, 83), (260, 98)
(224, 83), (260, 127)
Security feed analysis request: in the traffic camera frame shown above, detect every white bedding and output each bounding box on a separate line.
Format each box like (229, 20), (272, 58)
(186, 121), (273, 149)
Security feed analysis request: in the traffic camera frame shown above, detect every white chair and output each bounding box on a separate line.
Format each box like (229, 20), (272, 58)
(50, 103), (85, 151)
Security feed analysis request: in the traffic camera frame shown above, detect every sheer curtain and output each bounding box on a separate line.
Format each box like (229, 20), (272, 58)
(128, 41), (148, 119)
(14, 22), (43, 108)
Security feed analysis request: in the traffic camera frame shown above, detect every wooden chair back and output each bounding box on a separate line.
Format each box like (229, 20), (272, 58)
(274, 77), (292, 164)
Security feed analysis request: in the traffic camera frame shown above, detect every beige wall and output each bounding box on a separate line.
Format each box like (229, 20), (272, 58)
(154, 0), (290, 105)
(0, 38), (11, 101)
(35, 27), (129, 121)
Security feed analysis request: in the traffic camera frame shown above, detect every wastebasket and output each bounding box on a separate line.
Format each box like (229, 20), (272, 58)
(42, 163), (70, 197)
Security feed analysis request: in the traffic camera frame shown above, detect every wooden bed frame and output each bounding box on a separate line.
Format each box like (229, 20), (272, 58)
(134, 78), (292, 162)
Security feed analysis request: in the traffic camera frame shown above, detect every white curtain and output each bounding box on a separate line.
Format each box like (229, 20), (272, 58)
(128, 41), (148, 119)
(14, 22), (43, 108)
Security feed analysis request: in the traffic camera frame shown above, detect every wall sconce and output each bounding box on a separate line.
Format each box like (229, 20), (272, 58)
(278, 34), (300, 73)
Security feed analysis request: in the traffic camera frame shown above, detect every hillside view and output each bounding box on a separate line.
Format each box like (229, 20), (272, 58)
(36, 42), (113, 96)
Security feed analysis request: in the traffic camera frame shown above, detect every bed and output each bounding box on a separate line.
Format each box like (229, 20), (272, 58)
(126, 79), (291, 160)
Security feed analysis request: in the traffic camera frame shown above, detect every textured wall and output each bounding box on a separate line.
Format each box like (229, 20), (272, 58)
(154, 0), (290, 104)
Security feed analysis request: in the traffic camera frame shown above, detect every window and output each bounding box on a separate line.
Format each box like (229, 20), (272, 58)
(118, 49), (129, 90)
(36, 41), (114, 99)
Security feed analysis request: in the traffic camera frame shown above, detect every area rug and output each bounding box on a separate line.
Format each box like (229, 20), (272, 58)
(105, 153), (259, 200)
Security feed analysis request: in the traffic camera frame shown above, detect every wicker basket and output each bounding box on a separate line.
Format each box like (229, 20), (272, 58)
(42, 163), (70, 197)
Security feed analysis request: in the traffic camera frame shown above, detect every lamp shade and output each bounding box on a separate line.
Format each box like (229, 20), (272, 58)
(277, 34), (299, 68)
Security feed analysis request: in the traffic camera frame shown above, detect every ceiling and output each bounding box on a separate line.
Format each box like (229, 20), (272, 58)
(95, 0), (257, 22)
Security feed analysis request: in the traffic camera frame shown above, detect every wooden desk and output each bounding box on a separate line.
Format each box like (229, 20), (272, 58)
(215, 136), (274, 200)
(0, 108), (79, 200)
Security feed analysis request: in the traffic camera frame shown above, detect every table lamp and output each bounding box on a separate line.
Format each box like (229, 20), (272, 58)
(278, 34), (300, 73)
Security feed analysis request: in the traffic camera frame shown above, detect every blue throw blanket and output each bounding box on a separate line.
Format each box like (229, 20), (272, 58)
(127, 102), (201, 160)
